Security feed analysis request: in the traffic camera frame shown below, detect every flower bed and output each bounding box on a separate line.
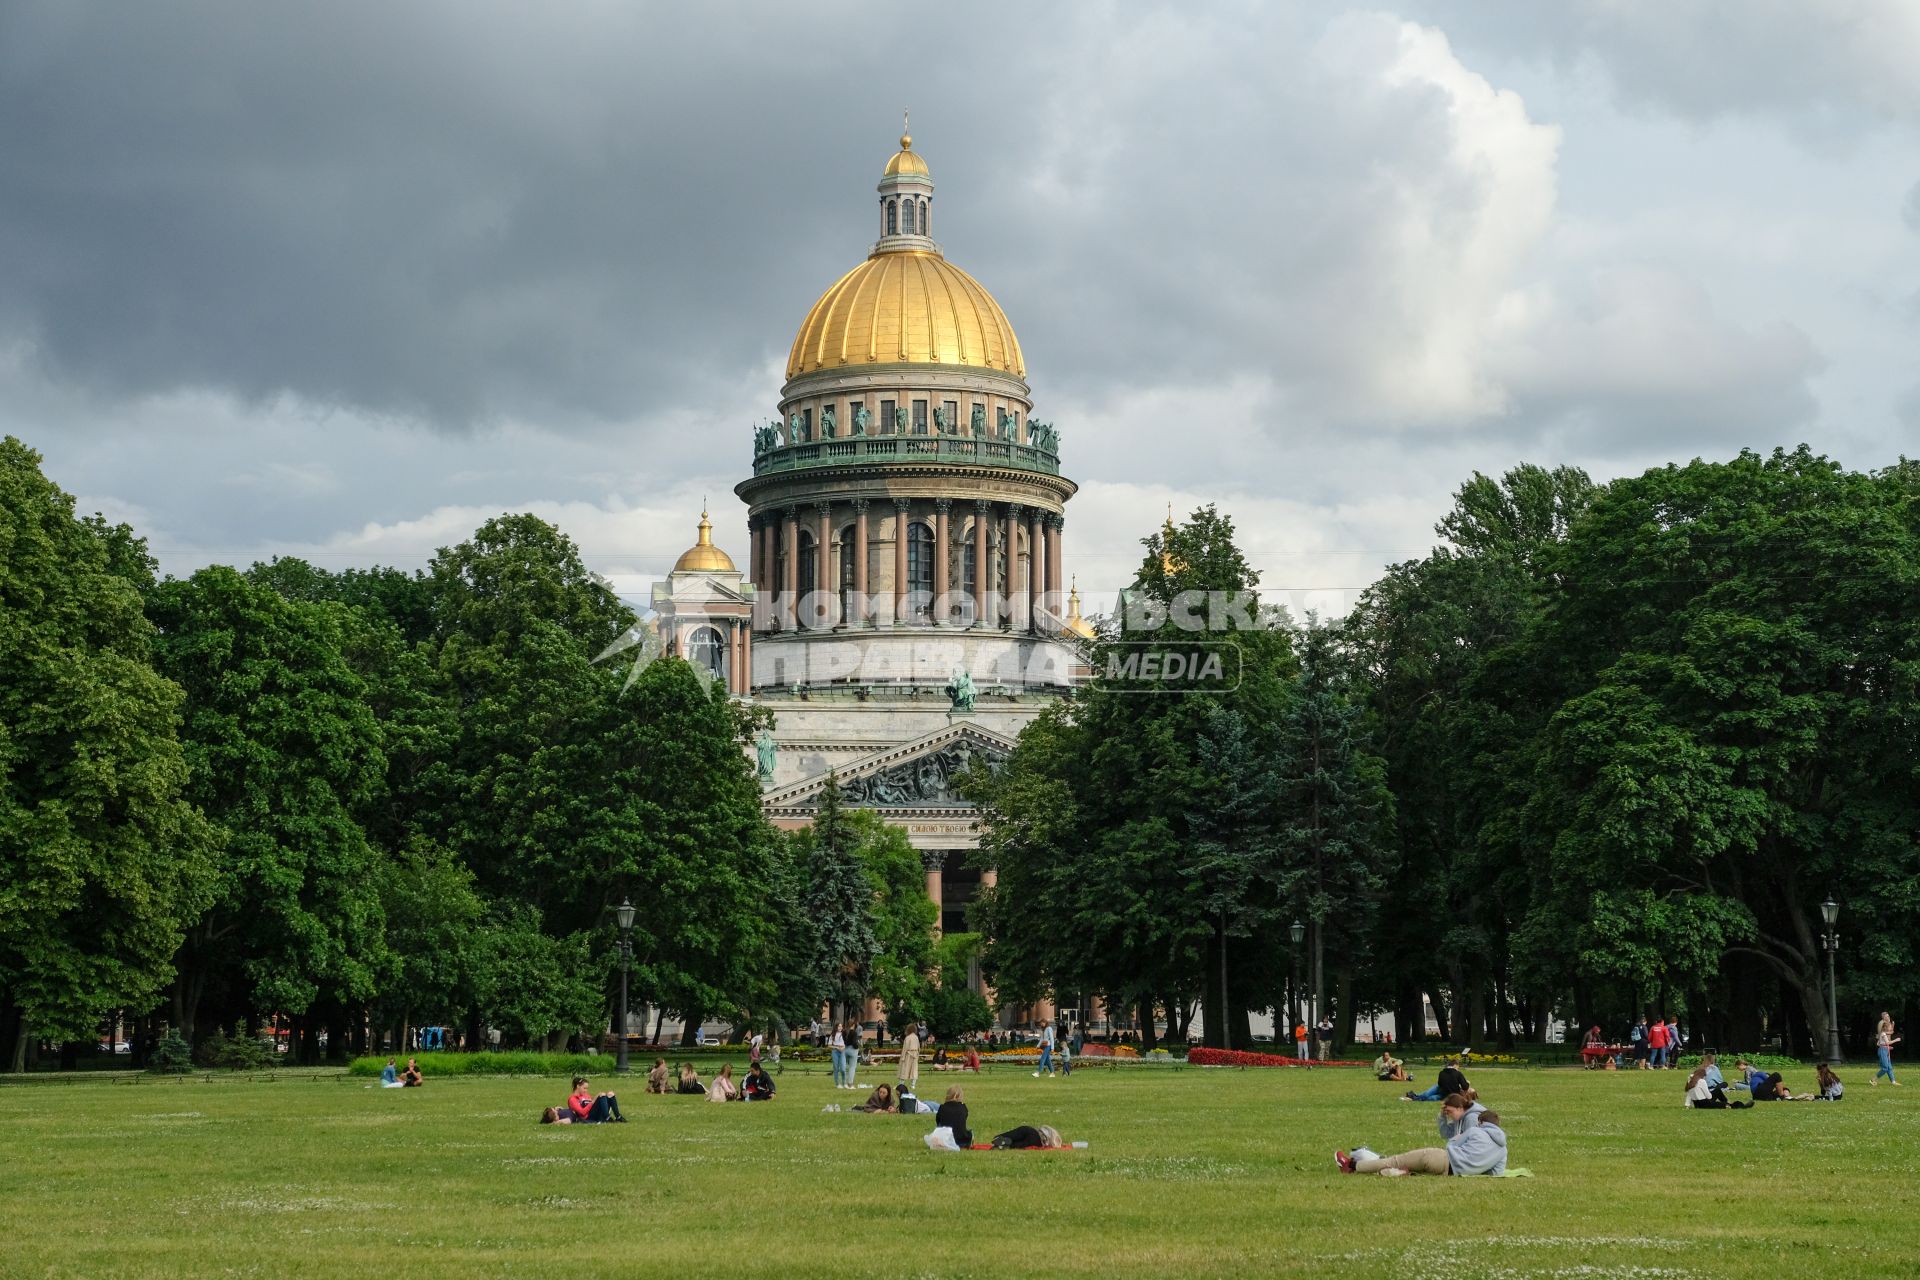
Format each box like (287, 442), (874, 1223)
(1187, 1047), (1372, 1069)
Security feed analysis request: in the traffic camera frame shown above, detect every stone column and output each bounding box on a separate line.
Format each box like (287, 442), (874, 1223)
(1047, 514), (1064, 628)
(780, 505), (798, 631)
(852, 499), (869, 626)
(748, 516), (762, 594)
(740, 618), (753, 694)
(892, 497), (910, 626)
(1005, 503), (1024, 630)
(815, 501), (836, 629)
(933, 498), (951, 624)
(922, 850), (947, 937)
(730, 621), (744, 695)
(972, 501), (990, 628)
(1028, 507), (1045, 632)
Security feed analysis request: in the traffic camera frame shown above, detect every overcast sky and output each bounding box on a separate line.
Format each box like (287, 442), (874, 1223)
(4, 1), (1916, 620)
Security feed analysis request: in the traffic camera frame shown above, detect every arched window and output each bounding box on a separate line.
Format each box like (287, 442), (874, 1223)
(886, 199), (897, 235)
(903, 199), (916, 235)
(839, 525), (858, 622)
(921, 200), (930, 237)
(685, 625), (726, 681)
(907, 523), (935, 618)
(961, 536), (978, 626)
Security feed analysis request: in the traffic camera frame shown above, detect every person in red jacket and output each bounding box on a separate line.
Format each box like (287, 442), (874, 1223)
(1647, 1018), (1670, 1070)
(565, 1076), (627, 1123)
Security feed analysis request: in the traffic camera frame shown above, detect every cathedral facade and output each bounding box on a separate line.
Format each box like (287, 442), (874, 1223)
(657, 131), (1092, 957)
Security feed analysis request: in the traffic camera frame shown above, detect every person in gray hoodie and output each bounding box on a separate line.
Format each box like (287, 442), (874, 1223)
(1436, 1092), (1485, 1141)
(1337, 1111), (1509, 1177)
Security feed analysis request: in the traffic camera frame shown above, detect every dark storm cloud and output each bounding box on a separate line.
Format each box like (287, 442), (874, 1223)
(1, 0), (1819, 454)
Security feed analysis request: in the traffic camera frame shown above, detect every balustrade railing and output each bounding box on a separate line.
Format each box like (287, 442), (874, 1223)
(751, 433), (1060, 477)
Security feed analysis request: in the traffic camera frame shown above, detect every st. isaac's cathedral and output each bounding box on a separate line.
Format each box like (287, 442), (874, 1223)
(650, 129), (1095, 959)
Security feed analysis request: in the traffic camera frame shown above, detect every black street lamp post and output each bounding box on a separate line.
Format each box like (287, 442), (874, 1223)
(615, 898), (636, 1076)
(1288, 919), (1305, 1057)
(1820, 897), (1842, 1066)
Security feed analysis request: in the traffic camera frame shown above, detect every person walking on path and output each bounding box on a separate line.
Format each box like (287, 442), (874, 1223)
(1873, 1013), (1902, 1086)
(1034, 1022), (1056, 1077)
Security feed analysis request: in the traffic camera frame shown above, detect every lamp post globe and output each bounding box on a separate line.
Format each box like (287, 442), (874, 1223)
(614, 898), (635, 1075)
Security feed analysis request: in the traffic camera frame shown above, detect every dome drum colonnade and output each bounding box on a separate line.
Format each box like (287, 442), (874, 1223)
(734, 133), (1077, 691)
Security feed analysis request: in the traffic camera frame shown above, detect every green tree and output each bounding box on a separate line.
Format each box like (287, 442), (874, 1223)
(849, 809), (936, 1012)
(1273, 620), (1394, 1052)
(971, 506), (1298, 1049)
(799, 775), (880, 1021)
(0, 438), (216, 1068)
(147, 567), (391, 1048)
(1515, 449), (1920, 1053)
(1341, 464), (1593, 1042)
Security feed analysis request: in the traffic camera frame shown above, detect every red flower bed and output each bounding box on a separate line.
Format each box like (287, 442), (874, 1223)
(1187, 1047), (1371, 1068)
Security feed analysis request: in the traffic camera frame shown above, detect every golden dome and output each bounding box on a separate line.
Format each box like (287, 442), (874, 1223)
(672, 508), (737, 573)
(1064, 577), (1095, 640)
(884, 133), (929, 177)
(787, 251), (1025, 381)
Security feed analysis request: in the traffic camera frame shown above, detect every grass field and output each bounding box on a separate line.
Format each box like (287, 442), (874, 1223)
(1, 1060), (1912, 1278)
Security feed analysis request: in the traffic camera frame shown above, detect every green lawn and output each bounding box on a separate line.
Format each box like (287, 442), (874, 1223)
(1, 1061), (1913, 1278)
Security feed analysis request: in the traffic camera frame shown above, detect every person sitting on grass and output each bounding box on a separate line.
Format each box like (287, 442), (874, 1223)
(1374, 1049), (1409, 1083)
(1701, 1052), (1726, 1090)
(706, 1063), (741, 1102)
(380, 1059), (402, 1088)
(1751, 1071), (1792, 1102)
(743, 1063), (776, 1101)
(1685, 1064), (1746, 1109)
(401, 1058), (423, 1087)
(852, 1083), (895, 1113)
(1814, 1063), (1844, 1101)
(645, 1057), (669, 1095)
(676, 1062), (704, 1096)
(1405, 1058), (1469, 1103)
(563, 1077), (627, 1124)
(965, 1044), (982, 1073)
(935, 1086), (972, 1146)
(1337, 1110), (1509, 1177)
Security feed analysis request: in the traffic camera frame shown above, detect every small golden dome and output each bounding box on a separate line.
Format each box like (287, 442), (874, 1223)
(884, 134), (929, 177)
(672, 507), (737, 573)
(787, 251), (1024, 380)
(1064, 576), (1095, 640)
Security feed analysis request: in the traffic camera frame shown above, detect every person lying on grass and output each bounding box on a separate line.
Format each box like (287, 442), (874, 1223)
(991, 1124), (1064, 1149)
(1336, 1110), (1508, 1177)
(1405, 1058), (1469, 1102)
(1373, 1050), (1409, 1083)
(852, 1083), (895, 1113)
